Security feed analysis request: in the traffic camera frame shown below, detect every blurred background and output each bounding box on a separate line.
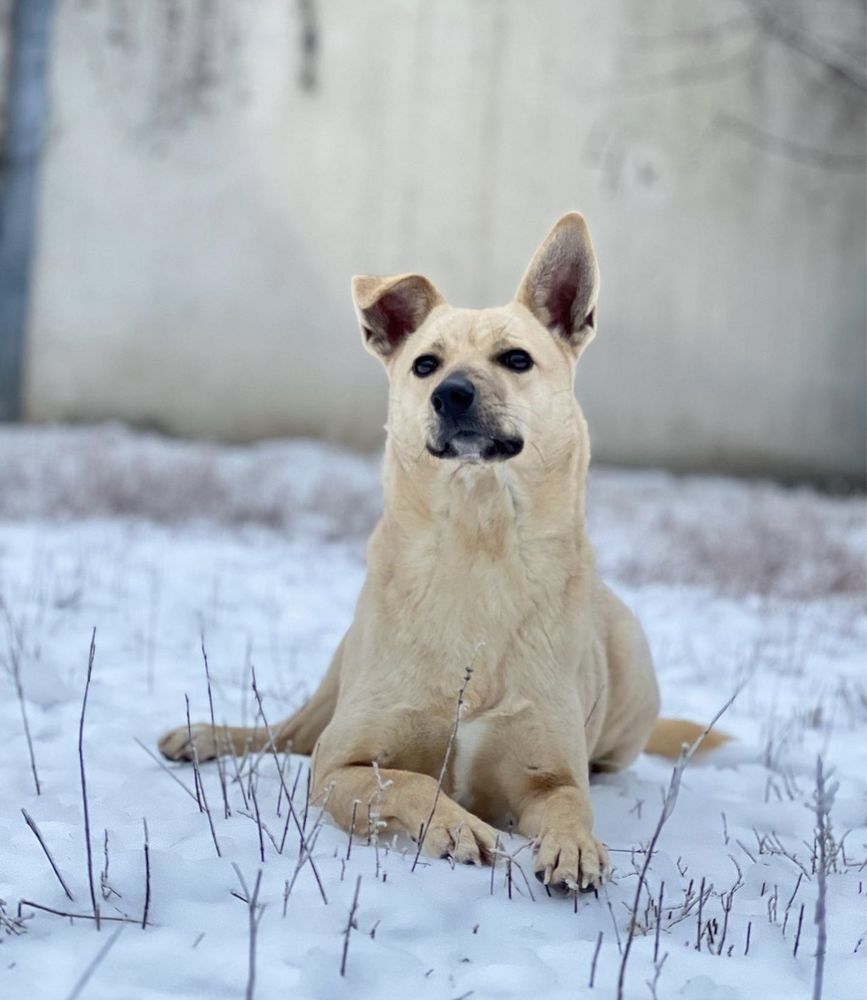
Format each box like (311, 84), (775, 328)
(1, 0), (865, 483)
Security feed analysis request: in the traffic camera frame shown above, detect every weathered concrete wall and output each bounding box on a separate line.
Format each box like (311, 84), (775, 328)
(0, 2), (12, 143)
(22, 0), (867, 478)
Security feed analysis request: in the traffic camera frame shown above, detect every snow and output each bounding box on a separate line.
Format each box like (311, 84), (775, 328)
(0, 424), (864, 1000)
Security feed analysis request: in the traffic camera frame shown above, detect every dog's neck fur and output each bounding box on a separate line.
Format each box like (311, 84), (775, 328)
(371, 422), (593, 620)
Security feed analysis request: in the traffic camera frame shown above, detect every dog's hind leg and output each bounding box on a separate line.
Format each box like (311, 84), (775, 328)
(271, 635), (344, 754)
(158, 634), (344, 762)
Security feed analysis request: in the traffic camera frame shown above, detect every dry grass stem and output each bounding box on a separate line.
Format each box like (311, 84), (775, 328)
(19, 899), (138, 925)
(200, 634), (231, 818)
(249, 668), (328, 904)
(183, 693), (222, 857)
(411, 648), (481, 871)
(589, 929), (603, 988)
(133, 737), (199, 804)
(21, 808), (74, 901)
(78, 629), (100, 929)
(616, 685), (743, 1000)
(813, 756), (834, 1000)
(141, 818), (151, 930)
(2, 598), (41, 795)
(232, 866), (264, 1000)
(340, 875), (362, 977)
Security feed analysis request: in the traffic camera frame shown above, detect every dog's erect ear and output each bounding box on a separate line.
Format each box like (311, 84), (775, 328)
(515, 212), (600, 355)
(352, 273), (444, 360)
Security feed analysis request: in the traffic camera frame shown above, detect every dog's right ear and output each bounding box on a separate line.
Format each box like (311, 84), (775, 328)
(351, 273), (444, 360)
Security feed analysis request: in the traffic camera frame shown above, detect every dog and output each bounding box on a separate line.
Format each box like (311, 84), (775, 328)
(159, 212), (724, 893)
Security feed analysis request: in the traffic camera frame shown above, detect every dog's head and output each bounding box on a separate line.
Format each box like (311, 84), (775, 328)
(352, 213), (599, 470)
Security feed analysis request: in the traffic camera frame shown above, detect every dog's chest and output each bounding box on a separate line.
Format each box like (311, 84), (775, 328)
(451, 717), (490, 807)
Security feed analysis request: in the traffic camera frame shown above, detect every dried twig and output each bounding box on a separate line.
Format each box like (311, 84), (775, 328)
(793, 902), (806, 957)
(21, 808), (74, 901)
(491, 845), (536, 902)
(283, 786), (333, 904)
(185, 695), (204, 812)
(0, 899), (29, 936)
(251, 782), (265, 863)
(99, 828), (119, 901)
(79, 629), (100, 928)
(588, 929), (603, 988)
(185, 694), (221, 857)
(645, 951), (668, 1000)
(411, 649), (480, 870)
(250, 669), (328, 904)
(1, 598), (41, 794)
(19, 899), (137, 924)
(232, 865), (264, 1000)
(813, 757), (834, 1000)
(201, 634), (231, 819)
(133, 737), (199, 804)
(695, 876), (707, 951)
(340, 875), (362, 977)
(141, 818), (151, 930)
(782, 872), (804, 936)
(616, 686), (742, 1000)
(345, 800), (359, 862)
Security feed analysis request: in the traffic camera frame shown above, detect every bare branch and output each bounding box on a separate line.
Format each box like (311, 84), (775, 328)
(715, 112), (867, 171)
(744, 0), (867, 91)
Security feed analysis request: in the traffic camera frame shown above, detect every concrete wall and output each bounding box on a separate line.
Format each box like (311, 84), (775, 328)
(21, 0), (867, 479)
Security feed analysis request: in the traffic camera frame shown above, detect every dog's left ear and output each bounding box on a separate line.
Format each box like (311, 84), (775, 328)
(515, 212), (600, 356)
(352, 273), (444, 361)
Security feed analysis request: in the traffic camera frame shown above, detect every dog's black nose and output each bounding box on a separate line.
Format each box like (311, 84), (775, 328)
(431, 375), (475, 417)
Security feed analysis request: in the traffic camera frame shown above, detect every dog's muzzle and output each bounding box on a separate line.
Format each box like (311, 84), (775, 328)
(426, 374), (524, 462)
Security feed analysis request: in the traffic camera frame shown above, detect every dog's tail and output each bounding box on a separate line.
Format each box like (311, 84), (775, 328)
(644, 718), (730, 760)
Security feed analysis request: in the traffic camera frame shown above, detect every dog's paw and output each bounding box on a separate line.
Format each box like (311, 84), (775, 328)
(421, 809), (499, 866)
(533, 828), (609, 894)
(158, 723), (221, 762)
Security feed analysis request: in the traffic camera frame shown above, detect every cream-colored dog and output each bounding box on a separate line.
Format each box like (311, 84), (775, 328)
(160, 213), (721, 893)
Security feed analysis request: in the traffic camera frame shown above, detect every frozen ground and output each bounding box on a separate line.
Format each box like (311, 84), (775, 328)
(1, 424), (864, 1000)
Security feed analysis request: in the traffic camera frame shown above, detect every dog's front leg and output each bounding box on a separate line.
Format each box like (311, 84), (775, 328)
(517, 780), (609, 893)
(314, 764), (499, 866)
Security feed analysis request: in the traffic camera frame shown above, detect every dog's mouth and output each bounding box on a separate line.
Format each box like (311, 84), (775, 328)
(426, 431), (524, 462)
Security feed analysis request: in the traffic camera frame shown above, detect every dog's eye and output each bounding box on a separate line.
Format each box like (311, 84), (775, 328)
(412, 354), (440, 378)
(498, 349), (534, 373)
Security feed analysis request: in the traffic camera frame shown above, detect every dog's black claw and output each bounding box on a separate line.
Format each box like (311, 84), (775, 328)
(579, 883), (597, 895)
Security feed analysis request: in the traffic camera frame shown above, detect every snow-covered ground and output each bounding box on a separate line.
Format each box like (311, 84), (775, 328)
(1, 425), (864, 1000)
